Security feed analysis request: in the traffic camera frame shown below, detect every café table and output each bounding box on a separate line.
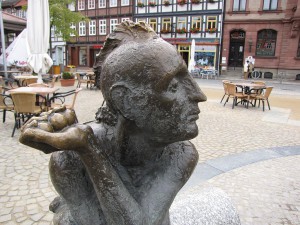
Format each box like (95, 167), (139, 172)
(233, 82), (266, 108)
(8, 86), (59, 110)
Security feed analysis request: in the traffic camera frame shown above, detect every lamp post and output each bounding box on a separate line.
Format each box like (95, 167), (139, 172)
(0, 0), (8, 79)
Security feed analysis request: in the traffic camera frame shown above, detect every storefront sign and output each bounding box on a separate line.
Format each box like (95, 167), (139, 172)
(93, 45), (102, 49)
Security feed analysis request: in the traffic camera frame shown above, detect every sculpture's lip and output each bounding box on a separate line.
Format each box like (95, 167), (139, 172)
(187, 114), (199, 121)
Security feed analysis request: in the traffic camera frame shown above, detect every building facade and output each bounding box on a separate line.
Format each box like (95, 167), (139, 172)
(134, 0), (223, 69)
(67, 0), (133, 68)
(222, 0), (300, 79)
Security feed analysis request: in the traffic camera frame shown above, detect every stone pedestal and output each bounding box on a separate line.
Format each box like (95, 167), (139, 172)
(170, 186), (241, 225)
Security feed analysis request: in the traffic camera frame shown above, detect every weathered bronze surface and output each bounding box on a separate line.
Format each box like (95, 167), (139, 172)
(20, 21), (207, 225)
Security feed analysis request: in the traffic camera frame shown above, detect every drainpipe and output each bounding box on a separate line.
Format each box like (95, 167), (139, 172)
(219, 0), (226, 75)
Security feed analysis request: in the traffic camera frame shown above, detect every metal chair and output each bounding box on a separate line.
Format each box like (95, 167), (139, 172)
(10, 92), (45, 137)
(224, 83), (247, 109)
(0, 86), (14, 123)
(255, 86), (273, 111)
(220, 80), (230, 103)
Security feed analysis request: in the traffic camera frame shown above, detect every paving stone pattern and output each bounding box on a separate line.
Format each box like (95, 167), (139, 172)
(1, 79), (300, 224)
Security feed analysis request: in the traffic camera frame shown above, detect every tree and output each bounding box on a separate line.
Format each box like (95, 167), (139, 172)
(49, 0), (88, 42)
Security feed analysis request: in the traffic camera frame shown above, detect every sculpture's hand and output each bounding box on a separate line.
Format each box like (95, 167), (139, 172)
(19, 106), (95, 154)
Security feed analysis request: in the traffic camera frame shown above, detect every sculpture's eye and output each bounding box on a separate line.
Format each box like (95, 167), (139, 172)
(168, 79), (178, 93)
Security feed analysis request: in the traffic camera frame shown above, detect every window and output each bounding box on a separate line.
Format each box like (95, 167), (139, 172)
(233, 0), (246, 11)
(89, 20), (96, 35)
(149, 18), (157, 32)
(99, 0), (106, 8)
(79, 22), (86, 36)
(88, 0), (95, 8)
(121, 0), (129, 6)
(99, 20), (107, 35)
(78, 0), (85, 10)
(137, 18), (146, 23)
(110, 0), (117, 7)
(207, 16), (217, 29)
(263, 0), (278, 10)
(110, 19), (118, 33)
(177, 17), (187, 29)
(191, 16), (201, 31)
(162, 18), (171, 32)
(79, 47), (87, 66)
(121, 18), (130, 22)
(16, 9), (26, 18)
(256, 29), (277, 56)
(70, 23), (76, 36)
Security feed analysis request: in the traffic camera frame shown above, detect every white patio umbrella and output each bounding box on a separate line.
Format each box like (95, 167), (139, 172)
(188, 39), (196, 72)
(0, 29), (30, 67)
(26, 0), (53, 83)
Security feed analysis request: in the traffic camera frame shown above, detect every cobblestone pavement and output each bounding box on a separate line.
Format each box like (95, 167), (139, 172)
(0, 78), (300, 224)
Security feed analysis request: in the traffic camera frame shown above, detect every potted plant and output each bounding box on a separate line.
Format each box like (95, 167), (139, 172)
(137, 2), (145, 7)
(163, 0), (170, 6)
(177, 0), (186, 5)
(60, 72), (75, 86)
(205, 28), (217, 33)
(176, 27), (187, 34)
(208, 0), (215, 3)
(148, 1), (156, 6)
(190, 27), (200, 33)
(160, 28), (171, 34)
(191, 0), (200, 3)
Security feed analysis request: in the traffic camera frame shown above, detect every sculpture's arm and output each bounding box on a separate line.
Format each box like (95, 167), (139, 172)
(20, 108), (149, 225)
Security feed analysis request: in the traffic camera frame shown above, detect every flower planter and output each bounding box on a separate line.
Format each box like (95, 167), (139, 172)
(60, 79), (75, 87)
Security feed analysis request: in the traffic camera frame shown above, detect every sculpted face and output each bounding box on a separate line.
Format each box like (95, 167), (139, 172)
(114, 39), (207, 143)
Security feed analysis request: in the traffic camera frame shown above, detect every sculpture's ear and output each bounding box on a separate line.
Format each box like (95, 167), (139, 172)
(110, 83), (134, 120)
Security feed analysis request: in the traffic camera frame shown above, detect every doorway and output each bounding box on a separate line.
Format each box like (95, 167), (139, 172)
(228, 30), (245, 67)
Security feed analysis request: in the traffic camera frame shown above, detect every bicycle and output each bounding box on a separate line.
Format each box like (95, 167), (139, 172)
(250, 70), (261, 79)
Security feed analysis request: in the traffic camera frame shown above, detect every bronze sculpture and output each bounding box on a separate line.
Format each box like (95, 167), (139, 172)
(20, 21), (207, 225)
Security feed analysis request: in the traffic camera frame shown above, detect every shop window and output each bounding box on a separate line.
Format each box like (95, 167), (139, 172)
(89, 20), (96, 35)
(78, 0), (85, 10)
(233, 0), (246, 11)
(110, 0), (117, 7)
(79, 22), (86, 36)
(194, 46), (216, 68)
(88, 0), (95, 8)
(98, 0), (106, 8)
(161, 18), (171, 33)
(110, 19), (118, 33)
(297, 38), (300, 57)
(99, 20), (106, 35)
(263, 0), (278, 10)
(79, 47), (87, 66)
(191, 16), (201, 31)
(256, 29), (277, 56)
(207, 16), (217, 29)
(70, 23), (76, 37)
(149, 18), (157, 32)
(121, 0), (129, 5)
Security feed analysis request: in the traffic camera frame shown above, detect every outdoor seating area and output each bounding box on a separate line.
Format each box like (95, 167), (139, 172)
(191, 67), (219, 79)
(221, 80), (273, 111)
(0, 77), (84, 137)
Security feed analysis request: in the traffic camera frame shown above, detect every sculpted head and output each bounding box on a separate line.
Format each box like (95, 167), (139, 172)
(96, 21), (206, 143)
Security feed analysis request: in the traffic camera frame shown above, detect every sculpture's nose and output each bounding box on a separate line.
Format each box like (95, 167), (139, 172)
(188, 78), (207, 102)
